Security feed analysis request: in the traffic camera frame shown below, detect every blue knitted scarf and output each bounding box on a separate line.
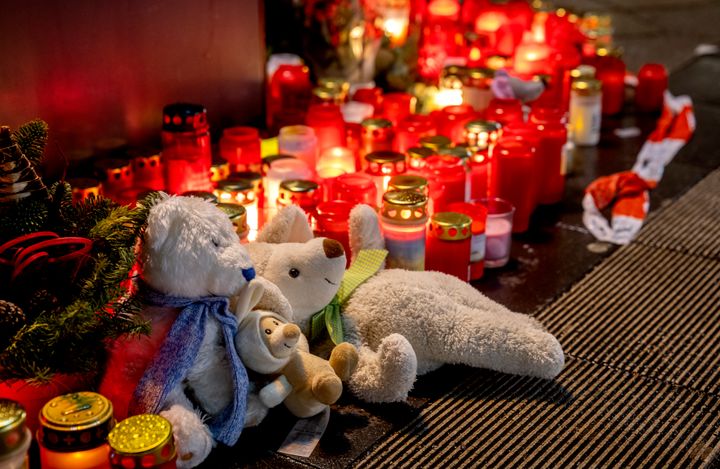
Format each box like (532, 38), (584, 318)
(129, 282), (248, 446)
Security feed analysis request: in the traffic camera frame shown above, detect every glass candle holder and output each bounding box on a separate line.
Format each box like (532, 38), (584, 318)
(423, 154), (467, 212)
(464, 119), (502, 152)
(341, 101), (374, 124)
(486, 98), (524, 127)
(267, 64), (312, 132)
(376, 0), (411, 47)
(352, 87), (384, 115)
(595, 55), (625, 116)
(38, 392), (114, 469)
(108, 414), (177, 469)
(317, 146), (356, 175)
(261, 154), (295, 176)
(380, 190), (429, 271)
(219, 127), (262, 174)
(314, 200), (354, 265)
(426, 212), (472, 281)
(210, 158), (231, 186)
(381, 92), (417, 126)
(438, 105), (477, 144)
(388, 174), (429, 196)
(463, 67), (494, 113)
(492, 138), (536, 233)
(529, 106), (568, 204)
(264, 158), (313, 208)
(94, 158), (133, 201)
(364, 151), (407, 206)
(306, 104), (346, 153)
(407, 146), (435, 172)
(481, 197), (514, 268)
(468, 150), (490, 201)
(636, 63), (668, 113)
(161, 102), (212, 194)
(360, 118), (395, 169)
(447, 201), (488, 281)
(394, 114), (437, 154)
(419, 135), (452, 154)
(0, 399), (31, 469)
(570, 78), (602, 146)
(316, 166), (346, 202)
(68, 178), (102, 204)
(129, 150), (164, 191)
(214, 179), (256, 205)
(334, 172), (378, 207)
(278, 179), (322, 216)
(278, 125), (319, 174)
(513, 35), (552, 78)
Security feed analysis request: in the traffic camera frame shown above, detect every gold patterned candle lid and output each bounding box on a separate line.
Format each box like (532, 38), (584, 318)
(388, 175), (428, 193)
(39, 392), (114, 451)
(108, 414), (176, 467)
(419, 135), (452, 152)
(361, 118), (393, 130)
(381, 190), (428, 224)
(430, 212), (472, 241)
(0, 399), (27, 455)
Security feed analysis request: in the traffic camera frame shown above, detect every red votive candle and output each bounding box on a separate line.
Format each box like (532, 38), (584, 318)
(423, 154), (467, 212)
(345, 122), (362, 170)
(267, 64), (312, 132)
(636, 63), (668, 113)
(426, 212), (472, 281)
(468, 150), (490, 200)
(492, 138), (536, 233)
(381, 92), (417, 126)
(219, 127), (262, 174)
(352, 87), (384, 115)
(513, 36), (552, 78)
(595, 55), (626, 116)
(447, 201), (487, 281)
(407, 146), (435, 172)
(394, 114), (437, 153)
(306, 103), (346, 154)
(365, 151), (407, 206)
(278, 179), (322, 216)
(334, 172), (378, 207)
(161, 103), (212, 194)
(486, 98), (524, 127)
(314, 200), (354, 266)
(360, 118), (395, 169)
(438, 105), (478, 144)
(529, 106), (568, 204)
(129, 150), (163, 191)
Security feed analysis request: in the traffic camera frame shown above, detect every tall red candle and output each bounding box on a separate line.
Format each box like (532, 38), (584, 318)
(219, 127), (262, 174)
(468, 150), (490, 200)
(365, 151), (407, 206)
(486, 98), (524, 127)
(306, 103), (346, 153)
(492, 138), (536, 233)
(381, 92), (417, 126)
(161, 103), (212, 194)
(438, 105), (477, 144)
(423, 154), (467, 212)
(529, 106), (568, 204)
(447, 201), (487, 281)
(426, 212), (472, 281)
(595, 55), (626, 116)
(394, 114), (437, 154)
(267, 64), (312, 132)
(501, 122), (541, 206)
(352, 87), (384, 115)
(635, 63), (668, 113)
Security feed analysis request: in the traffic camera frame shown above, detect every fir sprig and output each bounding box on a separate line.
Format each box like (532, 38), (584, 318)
(11, 119), (48, 167)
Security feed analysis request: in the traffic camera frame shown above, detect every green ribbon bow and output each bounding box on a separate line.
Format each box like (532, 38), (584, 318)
(310, 249), (388, 345)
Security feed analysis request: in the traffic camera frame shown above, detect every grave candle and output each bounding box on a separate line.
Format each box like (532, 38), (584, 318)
(463, 119), (501, 152)
(481, 197), (515, 268)
(334, 172), (378, 207)
(219, 126), (262, 174)
(360, 118), (395, 169)
(423, 154), (466, 211)
(365, 151), (407, 206)
(635, 63), (668, 113)
(314, 200), (354, 265)
(264, 158), (313, 208)
(426, 212), (472, 281)
(438, 104), (477, 144)
(447, 201), (488, 281)
(108, 414), (177, 469)
(306, 104), (346, 154)
(486, 98), (524, 127)
(492, 138), (536, 233)
(394, 114), (437, 154)
(468, 150), (490, 200)
(352, 87), (384, 115)
(529, 106), (568, 204)
(161, 103), (212, 194)
(595, 55), (626, 116)
(278, 125), (319, 173)
(267, 64), (312, 132)
(407, 146), (435, 172)
(380, 190), (429, 271)
(381, 92), (417, 126)
(278, 179), (322, 216)
(130, 150), (164, 191)
(463, 67), (494, 113)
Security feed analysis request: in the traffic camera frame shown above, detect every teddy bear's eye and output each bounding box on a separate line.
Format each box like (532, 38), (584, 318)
(289, 268), (300, 278)
(264, 328), (272, 335)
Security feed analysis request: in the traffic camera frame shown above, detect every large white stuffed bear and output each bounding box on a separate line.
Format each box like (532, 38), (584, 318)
(100, 194), (261, 468)
(247, 205), (564, 403)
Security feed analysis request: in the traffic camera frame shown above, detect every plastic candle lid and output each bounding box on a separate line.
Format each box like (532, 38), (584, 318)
(108, 414), (176, 465)
(381, 190), (428, 224)
(430, 212), (473, 241)
(39, 392), (114, 451)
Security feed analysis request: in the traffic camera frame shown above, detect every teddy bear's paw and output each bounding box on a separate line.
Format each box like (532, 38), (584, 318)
(160, 405), (214, 468)
(349, 334), (418, 403)
(329, 342), (359, 381)
(527, 332), (565, 379)
(312, 374), (343, 405)
(244, 392), (269, 427)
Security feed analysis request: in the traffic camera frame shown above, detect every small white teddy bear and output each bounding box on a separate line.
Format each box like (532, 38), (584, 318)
(247, 205), (565, 403)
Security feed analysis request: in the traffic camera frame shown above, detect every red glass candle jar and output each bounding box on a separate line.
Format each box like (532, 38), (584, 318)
(418, 1), (462, 80)
(407, 146), (435, 172)
(334, 172), (378, 207)
(426, 212), (472, 281)
(95, 158), (133, 200)
(219, 127), (262, 174)
(394, 114), (437, 154)
(635, 63), (668, 113)
(529, 106), (568, 204)
(267, 64), (312, 132)
(345, 122), (362, 170)
(306, 104), (346, 153)
(423, 154), (467, 212)
(365, 151), (407, 206)
(447, 201), (487, 281)
(161, 103), (212, 194)
(595, 55), (626, 116)
(468, 150), (490, 200)
(314, 200), (354, 266)
(438, 105), (477, 144)
(492, 138), (537, 233)
(129, 150), (164, 191)
(501, 124), (541, 204)
(278, 179), (322, 215)
(513, 35), (553, 78)
(352, 87), (384, 115)
(381, 92), (417, 126)
(380, 190), (429, 271)
(486, 98), (524, 127)
(360, 118), (395, 169)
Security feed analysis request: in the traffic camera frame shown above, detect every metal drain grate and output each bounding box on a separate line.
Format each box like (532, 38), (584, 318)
(354, 168), (720, 468)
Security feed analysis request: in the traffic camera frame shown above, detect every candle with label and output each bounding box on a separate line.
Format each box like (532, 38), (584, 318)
(482, 197), (515, 268)
(380, 190), (429, 271)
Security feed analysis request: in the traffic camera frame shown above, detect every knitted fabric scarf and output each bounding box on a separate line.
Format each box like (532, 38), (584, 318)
(129, 282), (248, 446)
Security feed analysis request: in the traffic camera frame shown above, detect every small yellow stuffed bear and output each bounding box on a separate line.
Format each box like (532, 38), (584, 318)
(236, 310), (358, 418)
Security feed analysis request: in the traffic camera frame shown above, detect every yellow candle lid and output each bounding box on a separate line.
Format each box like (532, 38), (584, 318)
(108, 414), (176, 464)
(381, 190), (428, 225)
(39, 392), (115, 452)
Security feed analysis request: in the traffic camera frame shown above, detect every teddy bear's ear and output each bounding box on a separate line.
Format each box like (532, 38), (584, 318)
(257, 205), (314, 244)
(349, 204), (385, 262)
(231, 278), (267, 319)
(143, 195), (177, 252)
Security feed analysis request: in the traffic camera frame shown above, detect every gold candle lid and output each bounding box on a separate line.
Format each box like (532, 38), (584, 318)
(0, 399), (27, 456)
(230, 171), (263, 192)
(312, 86), (343, 103)
(364, 151), (406, 176)
(39, 392), (114, 452)
(279, 179), (319, 194)
(438, 146), (470, 160)
(441, 64), (468, 79)
(388, 175), (428, 193)
(108, 414), (176, 467)
(381, 190), (428, 224)
(318, 77), (350, 95)
(467, 67), (495, 80)
(570, 65), (596, 80)
(215, 179), (256, 205)
(419, 135), (452, 152)
(465, 120), (502, 134)
(217, 203), (248, 236)
(430, 212), (472, 241)
(572, 78), (602, 95)
(407, 146), (434, 161)
(361, 118), (393, 130)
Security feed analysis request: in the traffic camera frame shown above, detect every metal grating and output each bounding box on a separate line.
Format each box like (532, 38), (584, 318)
(354, 168), (720, 468)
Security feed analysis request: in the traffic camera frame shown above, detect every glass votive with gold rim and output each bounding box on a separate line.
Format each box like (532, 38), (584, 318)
(380, 190), (429, 271)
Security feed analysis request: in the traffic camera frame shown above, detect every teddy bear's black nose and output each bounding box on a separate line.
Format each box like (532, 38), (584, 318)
(323, 238), (345, 259)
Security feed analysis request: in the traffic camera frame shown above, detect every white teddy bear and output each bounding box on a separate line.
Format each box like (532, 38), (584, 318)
(100, 194), (262, 468)
(247, 205), (565, 403)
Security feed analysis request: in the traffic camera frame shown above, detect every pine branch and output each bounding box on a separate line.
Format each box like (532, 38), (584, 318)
(11, 119), (48, 167)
